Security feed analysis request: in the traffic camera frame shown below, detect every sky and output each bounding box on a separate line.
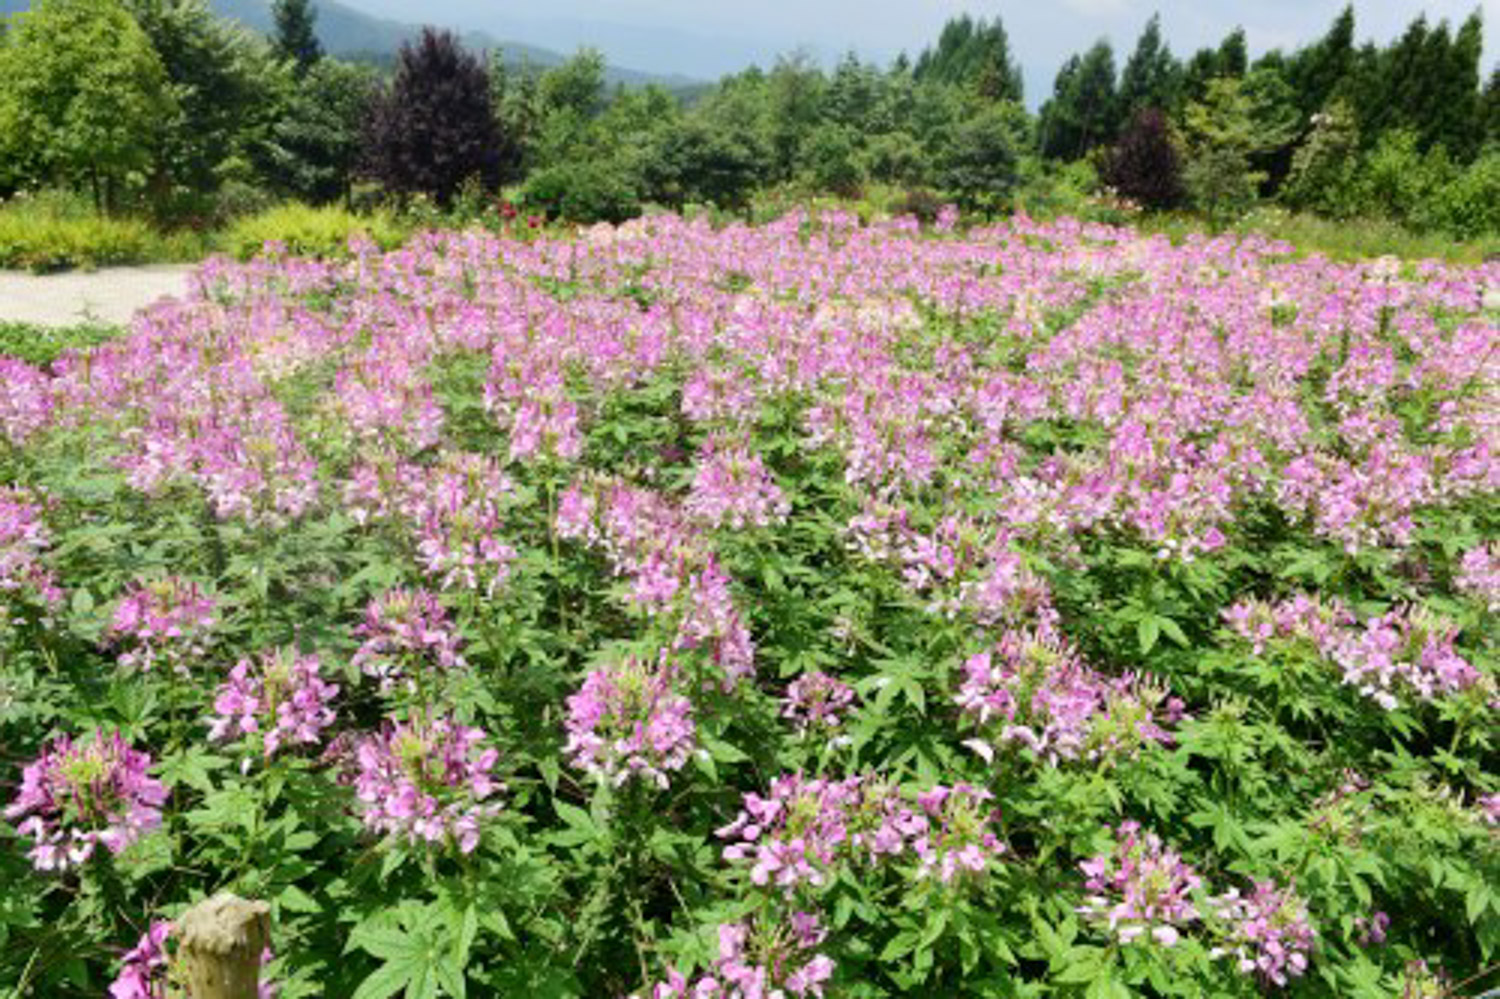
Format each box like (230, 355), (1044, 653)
(344, 0), (1499, 98)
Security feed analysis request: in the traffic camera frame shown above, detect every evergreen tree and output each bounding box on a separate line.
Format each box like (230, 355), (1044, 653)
(272, 0), (321, 77)
(1483, 67), (1500, 150)
(914, 15), (1022, 103)
(1118, 14), (1180, 117)
(937, 100), (1028, 213)
(362, 27), (501, 205)
(260, 58), (371, 204)
(1286, 5), (1354, 119)
(1435, 13), (1483, 161)
(1038, 40), (1118, 161)
(1216, 27), (1248, 80)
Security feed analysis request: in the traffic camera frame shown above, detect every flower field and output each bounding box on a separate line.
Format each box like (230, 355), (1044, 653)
(0, 210), (1496, 998)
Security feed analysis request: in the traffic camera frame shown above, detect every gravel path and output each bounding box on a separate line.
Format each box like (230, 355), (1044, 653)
(0, 264), (198, 327)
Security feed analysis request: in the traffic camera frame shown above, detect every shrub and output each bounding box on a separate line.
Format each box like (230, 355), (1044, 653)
(1281, 99), (1361, 219)
(361, 28), (503, 207)
(1434, 151), (1500, 240)
(0, 191), (166, 271)
(936, 101), (1028, 213)
(1098, 108), (1184, 211)
(219, 202), (405, 260)
(521, 161), (640, 225)
(892, 187), (946, 224)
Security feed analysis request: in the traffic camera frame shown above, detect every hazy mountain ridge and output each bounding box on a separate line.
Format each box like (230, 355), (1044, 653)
(0, 0), (702, 89)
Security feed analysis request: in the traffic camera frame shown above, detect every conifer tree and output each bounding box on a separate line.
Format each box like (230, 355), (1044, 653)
(1118, 14), (1180, 117)
(272, 0), (322, 77)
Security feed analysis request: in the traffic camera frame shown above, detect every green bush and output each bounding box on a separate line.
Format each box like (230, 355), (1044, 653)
(521, 161), (641, 225)
(0, 192), (171, 272)
(219, 202), (406, 260)
(1432, 151), (1500, 241)
(0, 321), (122, 364)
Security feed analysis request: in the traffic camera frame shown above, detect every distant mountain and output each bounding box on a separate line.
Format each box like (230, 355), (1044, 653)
(0, 0), (701, 90)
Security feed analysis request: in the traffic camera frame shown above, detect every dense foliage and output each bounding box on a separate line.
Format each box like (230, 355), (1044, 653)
(1, 1), (1497, 240)
(0, 211), (1495, 997)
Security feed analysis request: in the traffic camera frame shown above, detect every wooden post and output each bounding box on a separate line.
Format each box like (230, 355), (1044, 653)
(176, 893), (271, 999)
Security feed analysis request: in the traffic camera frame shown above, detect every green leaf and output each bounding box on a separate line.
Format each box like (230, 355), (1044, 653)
(1137, 616), (1160, 655)
(352, 960), (413, 999)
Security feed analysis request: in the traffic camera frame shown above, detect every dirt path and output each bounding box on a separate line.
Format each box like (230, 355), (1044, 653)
(0, 264), (198, 328)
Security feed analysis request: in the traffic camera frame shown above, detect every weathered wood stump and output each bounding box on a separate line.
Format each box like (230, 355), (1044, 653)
(176, 893), (271, 999)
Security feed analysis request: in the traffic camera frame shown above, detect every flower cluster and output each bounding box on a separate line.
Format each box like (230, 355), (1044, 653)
(209, 649), (339, 760)
(107, 576), (217, 674)
(717, 773), (1002, 891)
(1222, 594), (1353, 654)
(5, 730), (168, 872)
(107, 921), (172, 999)
(781, 671), (857, 736)
(563, 653), (696, 789)
(1329, 606), (1480, 709)
(1208, 880), (1316, 986)
(685, 443), (790, 530)
(351, 588), (465, 693)
(558, 477), (758, 689)
(0, 357), (52, 445)
(1229, 598), (1483, 710)
(1078, 821), (1204, 947)
(411, 454), (519, 597)
(0, 487), (62, 612)
(346, 715), (503, 854)
(636, 912), (835, 999)
(1456, 543), (1499, 612)
(910, 784), (1006, 884)
(955, 628), (1181, 767)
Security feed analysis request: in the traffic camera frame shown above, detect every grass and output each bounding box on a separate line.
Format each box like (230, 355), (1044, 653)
(1141, 206), (1500, 265)
(0, 321), (124, 365)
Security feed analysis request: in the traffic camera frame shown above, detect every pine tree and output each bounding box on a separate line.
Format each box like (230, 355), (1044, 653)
(1287, 5), (1354, 119)
(1038, 41), (1118, 161)
(1118, 14), (1180, 117)
(272, 0), (322, 77)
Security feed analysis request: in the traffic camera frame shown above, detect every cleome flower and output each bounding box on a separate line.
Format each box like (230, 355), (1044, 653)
(1208, 879), (1317, 987)
(344, 714), (504, 854)
(1078, 821), (1203, 947)
(106, 576), (217, 674)
(5, 729), (168, 872)
(634, 911), (836, 999)
(956, 628), (1181, 767)
(209, 648), (339, 761)
(351, 587), (465, 694)
(563, 652), (696, 789)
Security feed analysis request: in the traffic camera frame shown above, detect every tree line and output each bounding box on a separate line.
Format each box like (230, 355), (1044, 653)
(0, 0), (1496, 236)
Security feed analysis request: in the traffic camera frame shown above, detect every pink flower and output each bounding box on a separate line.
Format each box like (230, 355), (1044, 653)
(5, 730), (168, 872)
(1078, 821), (1203, 947)
(106, 576), (217, 674)
(564, 653), (696, 789)
(1209, 880), (1316, 987)
(343, 715), (503, 854)
(351, 588), (464, 693)
(209, 649), (339, 760)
